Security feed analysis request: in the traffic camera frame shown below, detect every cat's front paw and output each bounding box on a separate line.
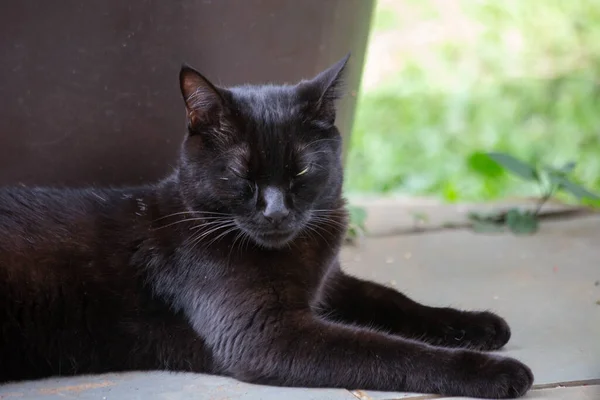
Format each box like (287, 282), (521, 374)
(440, 310), (511, 351)
(450, 351), (534, 399)
(473, 356), (534, 399)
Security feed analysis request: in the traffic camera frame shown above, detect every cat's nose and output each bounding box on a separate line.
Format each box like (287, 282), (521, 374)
(263, 208), (290, 225)
(262, 187), (290, 225)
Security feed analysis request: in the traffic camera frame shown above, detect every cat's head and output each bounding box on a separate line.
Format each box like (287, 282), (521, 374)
(176, 55), (349, 249)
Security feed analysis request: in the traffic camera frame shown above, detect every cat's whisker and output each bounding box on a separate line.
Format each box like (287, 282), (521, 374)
(310, 209), (346, 219)
(311, 218), (345, 238)
(187, 221), (237, 247)
(309, 212), (348, 229)
(186, 219), (234, 234)
(227, 230), (247, 265)
(202, 225), (240, 248)
(154, 216), (232, 230)
(241, 231), (252, 253)
(309, 215), (347, 228)
(188, 218), (236, 231)
(309, 222), (346, 235)
(185, 222), (234, 248)
(153, 210), (233, 222)
(311, 208), (345, 214)
(304, 227), (322, 246)
(302, 223), (332, 248)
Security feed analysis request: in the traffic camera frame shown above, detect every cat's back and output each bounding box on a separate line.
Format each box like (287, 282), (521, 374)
(0, 186), (112, 252)
(0, 186), (150, 280)
(1, 186), (94, 225)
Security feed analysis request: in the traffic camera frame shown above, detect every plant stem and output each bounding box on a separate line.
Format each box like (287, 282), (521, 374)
(534, 185), (556, 216)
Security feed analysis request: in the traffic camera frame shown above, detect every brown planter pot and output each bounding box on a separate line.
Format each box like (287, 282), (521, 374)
(0, 0), (373, 186)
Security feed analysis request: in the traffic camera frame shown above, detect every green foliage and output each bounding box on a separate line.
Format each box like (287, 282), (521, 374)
(469, 208), (540, 235)
(346, 0), (600, 202)
(548, 172), (600, 201)
(467, 152), (504, 179)
(467, 152), (599, 235)
(468, 211), (506, 233)
(485, 153), (538, 182)
(505, 209), (539, 235)
(346, 205), (368, 244)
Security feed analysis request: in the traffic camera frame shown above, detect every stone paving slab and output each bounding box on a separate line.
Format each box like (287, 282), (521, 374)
(435, 384), (600, 400)
(524, 385), (600, 399)
(352, 385), (600, 400)
(341, 215), (600, 399)
(0, 372), (357, 400)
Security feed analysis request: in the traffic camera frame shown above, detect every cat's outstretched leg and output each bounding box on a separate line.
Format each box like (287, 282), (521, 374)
(315, 265), (511, 351)
(214, 309), (533, 399)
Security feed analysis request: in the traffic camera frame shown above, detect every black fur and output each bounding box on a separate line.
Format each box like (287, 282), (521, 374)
(0, 55), (533, 398)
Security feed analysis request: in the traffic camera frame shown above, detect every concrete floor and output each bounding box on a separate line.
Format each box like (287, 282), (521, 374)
(1, 204), (599, 399)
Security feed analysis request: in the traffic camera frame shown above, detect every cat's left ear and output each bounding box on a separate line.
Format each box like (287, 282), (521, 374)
(297, 53), (350, 126)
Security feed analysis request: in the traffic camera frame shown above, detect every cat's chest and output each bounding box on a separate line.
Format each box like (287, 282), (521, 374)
(156, 232), (342, 314)
(220, 240), (339, 302)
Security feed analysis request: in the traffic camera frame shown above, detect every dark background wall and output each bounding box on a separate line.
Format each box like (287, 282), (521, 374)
(0, 0), (373, 187)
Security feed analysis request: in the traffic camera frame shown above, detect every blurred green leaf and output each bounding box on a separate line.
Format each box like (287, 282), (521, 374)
(486, 152), (539, 181)
(468, 151), (505, 178)
(549, 174), (600, 200)
(345, 205), (368, 245)
(442, 182), (459, 202)
(544, 161), (577, 178)
(582, 198), (600, 208)
(348, 205), (368, 230)
(559, 161), (577, 174)
(506, 209), (539, 235)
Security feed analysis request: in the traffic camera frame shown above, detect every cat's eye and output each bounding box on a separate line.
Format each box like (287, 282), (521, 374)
(296, 165), (310, 177)
(228, 167), (248, 180)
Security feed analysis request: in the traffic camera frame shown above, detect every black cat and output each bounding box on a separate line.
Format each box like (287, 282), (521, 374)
(0, 55), (533, 398)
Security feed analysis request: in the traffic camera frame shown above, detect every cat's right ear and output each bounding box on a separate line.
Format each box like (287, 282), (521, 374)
(179, 64), (224, 131)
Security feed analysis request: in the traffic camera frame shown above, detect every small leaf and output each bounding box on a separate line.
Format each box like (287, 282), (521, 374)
(345, 224), (365, 246)
(581, 198), (600, 209)
(550, 175), (600, 201)
(559, 161), (576, 174)
(442, 182), (459, 203)
(543, 167), (564, 179)
(544, 161), (576, 178)
(467, 152), (504, 178)
(348, 205), (368, 230)
(486, 152), (538, 181)
(506, 209), (539, 235)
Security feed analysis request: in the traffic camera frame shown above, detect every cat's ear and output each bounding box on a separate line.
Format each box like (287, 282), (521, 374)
(298, 53), (350, 126)
(179, 64), (224, 131)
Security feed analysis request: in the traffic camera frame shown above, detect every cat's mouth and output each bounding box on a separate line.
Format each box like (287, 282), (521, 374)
(253, 229), (299, 248)
(237, 223), (299, 249)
